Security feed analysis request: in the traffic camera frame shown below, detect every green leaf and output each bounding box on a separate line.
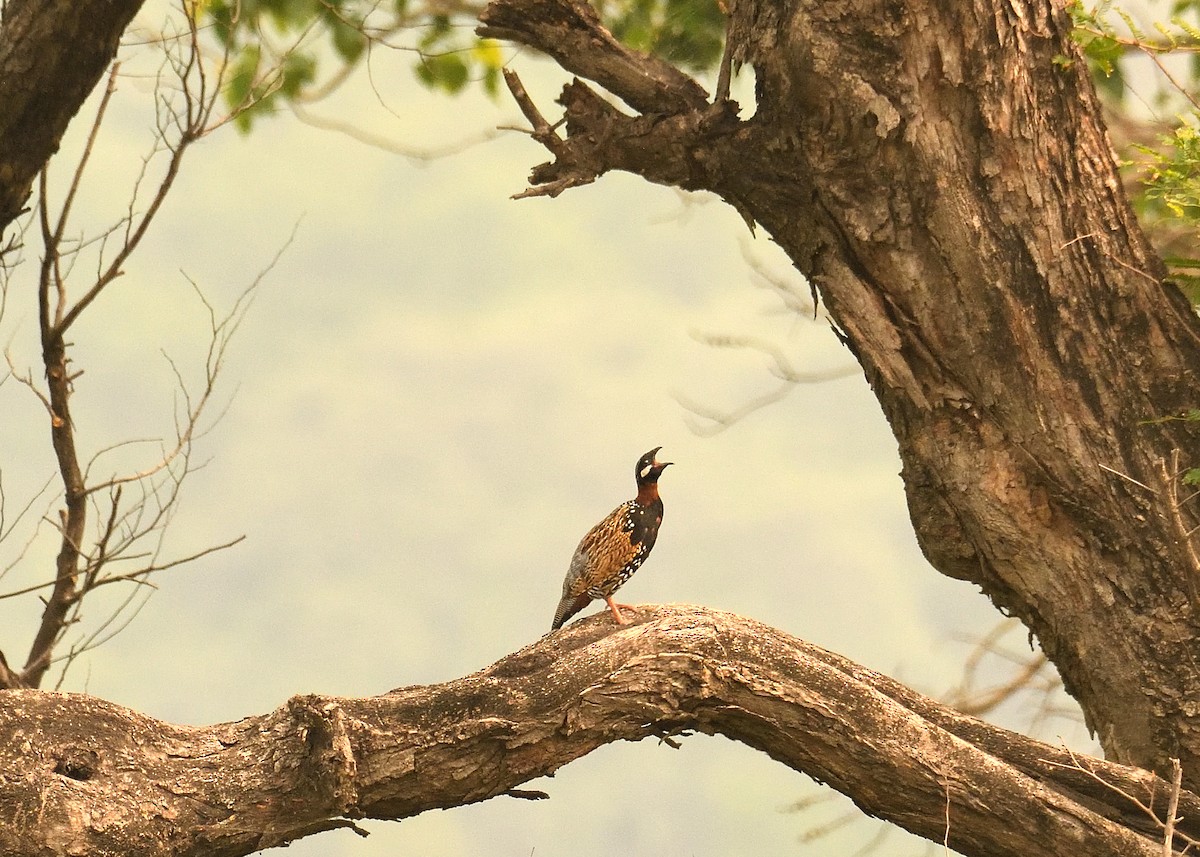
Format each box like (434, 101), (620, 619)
(328, 16), (366, 63)
(279, 52), (317, 98)
(1138, 118), (1200, 227)
(415, 53), (470, 94)
(226, 44), (262, 132)
(482, 66), (500, 97)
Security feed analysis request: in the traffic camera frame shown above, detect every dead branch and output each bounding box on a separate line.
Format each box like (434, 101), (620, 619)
(290, 101), (503, 161)
(677, 330), (860, 435)
(0, 606), (1190, 857)
(675, 242), (859, 435)
(0, 1), (282, 690)
(1160, 451), (1200, 609)
(18, 7), (220, 690)
(1045, 750), (1198, 853)
(1165, 758), (1183, 856)
(479, 0), (751, 212)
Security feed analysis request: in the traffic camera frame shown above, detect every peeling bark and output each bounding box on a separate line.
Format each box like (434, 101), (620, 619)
(0, 607), (1191, 857)
(479, 0), (1200, 784)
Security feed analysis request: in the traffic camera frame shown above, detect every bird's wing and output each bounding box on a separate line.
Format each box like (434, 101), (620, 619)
(564, 502), (639, 597)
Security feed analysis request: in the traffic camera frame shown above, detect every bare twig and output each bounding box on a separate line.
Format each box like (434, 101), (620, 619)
(0, 471), (57, 553)
(48, 64), (122, 326)
(503, 68), (567, 155)
(1159, 451), (1200, 609)
(1099, 462), (1156, 493)
(1043, 749), (1200, 852)
(290, 101), (502, 161)
(678, 330), (859, 435)
(1165, 758), (1183, 857)
(678, 381), (796, 436)
(7, 0), (267, 688)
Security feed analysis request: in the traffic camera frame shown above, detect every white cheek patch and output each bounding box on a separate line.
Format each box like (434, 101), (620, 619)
(639, 464), (653, 479)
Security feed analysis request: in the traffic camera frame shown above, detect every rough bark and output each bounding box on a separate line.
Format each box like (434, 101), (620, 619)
(479, 0), (1200, 785)
(0, 0), (145, 235)
(0, 607), (1192, 857)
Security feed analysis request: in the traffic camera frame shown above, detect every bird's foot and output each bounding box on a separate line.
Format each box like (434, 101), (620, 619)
(605, 597), (636, 625)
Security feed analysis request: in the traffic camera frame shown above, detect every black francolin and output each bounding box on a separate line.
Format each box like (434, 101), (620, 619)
(551, 447), (672, 630)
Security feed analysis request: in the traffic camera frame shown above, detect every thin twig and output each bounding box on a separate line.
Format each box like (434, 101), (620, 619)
(503, 789), (550, 801)
(290, 101), (501, 161)
(1159, 451), (1200, 608)
(13, 0), (255, 688)
(1099, 462), (1156, 493)
(1042, 749), (1200, 851)
(1165, 758), (1183, 857)
(943, 777), (952, 855)
(503, 68), (567, 156)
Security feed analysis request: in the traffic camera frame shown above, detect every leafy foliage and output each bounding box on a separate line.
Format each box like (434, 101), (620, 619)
(1176, 408), (1200, 484)
(206, 0), (353, 130)
(1138, 123), (1200, 220)
(1064, 1), (1127, 99)
(198, 0), (728, 128)
(413, 15), (502, 96)
(198, 0), (1200, 294)
(1131, 121), (1200, 297)
(596, 0), (725, 71)
(1062, 3), (1200, 291)
(201, 0), (507, 128)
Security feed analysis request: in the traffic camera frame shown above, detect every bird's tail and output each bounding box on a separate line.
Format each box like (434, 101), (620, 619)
(551, 594), (590, 630)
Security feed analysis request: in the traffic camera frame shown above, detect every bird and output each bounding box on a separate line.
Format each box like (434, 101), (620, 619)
(551, 447), (672, 630)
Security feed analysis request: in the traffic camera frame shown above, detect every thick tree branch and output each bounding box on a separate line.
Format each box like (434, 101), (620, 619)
(500, 73), (742, 200)
(480, 0), (709, 114)
(0, 0), (147, 235)
(0, 606), (1191, 857)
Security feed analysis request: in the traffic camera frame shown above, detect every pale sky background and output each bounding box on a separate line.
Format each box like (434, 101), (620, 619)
(0, 3), (1100, 855)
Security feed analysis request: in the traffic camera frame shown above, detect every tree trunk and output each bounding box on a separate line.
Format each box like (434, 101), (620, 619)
(0, 607), (1191, 857)
(0, 0), (145, 235)
(479, 0), (1200, 785)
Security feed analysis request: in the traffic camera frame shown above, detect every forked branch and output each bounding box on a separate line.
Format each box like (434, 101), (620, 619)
(480, 0), (742, 201)
(0, 3), (267, 690)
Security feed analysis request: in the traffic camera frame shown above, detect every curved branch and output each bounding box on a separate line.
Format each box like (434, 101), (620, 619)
(0, 606), (1189, 857)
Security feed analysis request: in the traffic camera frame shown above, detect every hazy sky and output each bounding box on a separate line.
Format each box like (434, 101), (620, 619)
(0, 4), (1098, 855)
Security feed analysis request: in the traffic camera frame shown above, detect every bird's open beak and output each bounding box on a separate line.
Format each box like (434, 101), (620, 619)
(646, 446), (672, 470)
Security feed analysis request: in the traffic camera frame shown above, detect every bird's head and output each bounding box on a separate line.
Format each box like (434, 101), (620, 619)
(635, 447), (673, 487)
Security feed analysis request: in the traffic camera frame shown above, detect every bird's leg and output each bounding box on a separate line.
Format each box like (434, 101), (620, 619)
(605, 596), (632, 625)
